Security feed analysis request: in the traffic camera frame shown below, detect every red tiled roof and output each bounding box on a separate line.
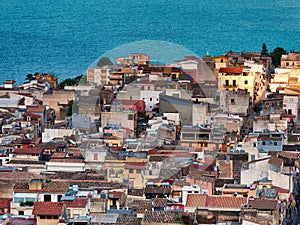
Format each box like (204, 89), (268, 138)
(51, 152), (67, 158)
(25, 112), (41, 119)
(14, 181), (69, 193)
(125, 162), (146, 169)
(219, 67), (243, 74)
(186, 194), (247, 209)
(186, 194), (207, 207)
(249, 198), (278, 210)
(4, 80), (16, 84)
(208, 195), (247, 208)
(0, 198), (12, 209)
(50, 158), (85, 163)
(63, 198), (87, 208)
(152, 198), (167, 208)
(27, 105), (46, 113)
(32, 202), (64, 215)
(13, 148), (42, 155)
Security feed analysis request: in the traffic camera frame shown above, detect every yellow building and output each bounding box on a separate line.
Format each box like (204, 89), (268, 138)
(218, 67), (259, 99)
(281, 52), (300, 68)
(124, 158), (147, 189)
(35, 74), (58, 89)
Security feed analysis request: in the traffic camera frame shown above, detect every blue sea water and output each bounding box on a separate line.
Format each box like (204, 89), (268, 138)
(0, 0), (299, 84)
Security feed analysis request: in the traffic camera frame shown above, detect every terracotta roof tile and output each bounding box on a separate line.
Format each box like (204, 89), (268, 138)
(0, 198), (12, 209)
(125, 162), (146, 169)
(13, 148), (42, 155)
(142, 211), (193, 223)
(32, 202), (64, 215)
(14, 181), (68, 193)
(116, 217), (142, 225)
(63, 198), (87, 208)
(248, 198), (278, 210)
(152, 198), (167, 208)
(219, 67), (243, 74)
(27, 105), (46, 113)
(127, 199), (152, 214)
(186, 194), (247, 209)
(186, 194), (207, 207)
(208, 195), (247, 208)
(269, 156), (283, 167)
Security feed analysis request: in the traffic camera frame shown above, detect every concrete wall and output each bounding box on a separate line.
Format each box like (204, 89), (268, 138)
(241, 158), (269, 185)
(42, 128), (74, 143)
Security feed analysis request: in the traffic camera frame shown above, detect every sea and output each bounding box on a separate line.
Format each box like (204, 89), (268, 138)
(0, 0), (299, 84)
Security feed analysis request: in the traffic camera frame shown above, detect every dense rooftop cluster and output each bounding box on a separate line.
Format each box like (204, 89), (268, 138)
(1, 51), (300, 224)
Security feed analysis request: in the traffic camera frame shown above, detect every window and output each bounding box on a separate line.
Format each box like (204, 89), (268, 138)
(150, 98), (152, 101)
(274, 142), (277, 146)
(262, 141), (266, 145)
(44, 194), (51, 202)
(225, 80), (229, 86)
(94, 153), (98, 161)
(128, 114), (134, 120)
(233, 80), (237, 86)
(231, 99), (235, 105)
(253, 143), (256, 147)
(18, 211), (24, 215)
(136, 169), (142, 174)
(244, 80), (248, 85)
(251, 155), (255, 161)
(58, 195), (63, 201)
(129, 169), (134, 173)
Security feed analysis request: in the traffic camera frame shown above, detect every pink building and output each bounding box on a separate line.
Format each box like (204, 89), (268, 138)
(112, 99), (145, 113)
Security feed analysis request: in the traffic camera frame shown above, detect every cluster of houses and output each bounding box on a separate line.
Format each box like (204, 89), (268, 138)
(1, 51), (300, 225)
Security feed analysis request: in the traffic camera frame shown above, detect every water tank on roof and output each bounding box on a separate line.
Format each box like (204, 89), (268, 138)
(72, 185), (78, 192)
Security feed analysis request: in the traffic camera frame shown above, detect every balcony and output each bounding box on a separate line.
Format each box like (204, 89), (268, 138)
(223, 84), (238, 88)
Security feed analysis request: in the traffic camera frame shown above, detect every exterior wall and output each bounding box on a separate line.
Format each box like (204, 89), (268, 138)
(36, 217), (59, 225)
(283, 95), (299, 121)
(159, 96), (193, 126)
(72, 114), (91, 130)
(42, 129), (74, 143)
(101, 111), (137, 132)
(220, 90), (250, 115)
(257, 139), (283, 152)
(124, 168), (144, 189)
(218, 72), (256, 99)
(43, 90), (75, 119)
(141, 90), (162, 112)
(185, 177), (214, 195)
(104, 160), (125, 183)
(240, 158), (269, 185)
(192, 103), (209, 125)
(68, 207), (86, 218)
(45, 162), (86, 172)
(253, 120), (269, 132)
(117, 86), (141, 100)
(268, 170), (293, 191)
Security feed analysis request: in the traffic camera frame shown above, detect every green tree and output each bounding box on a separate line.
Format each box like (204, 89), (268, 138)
(96, 56), (113, 68)
(57, 75), (84, 89)
(261, 43), (268, 56)
(270, 47), (287, 67)
(25, 73), (35, 81)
